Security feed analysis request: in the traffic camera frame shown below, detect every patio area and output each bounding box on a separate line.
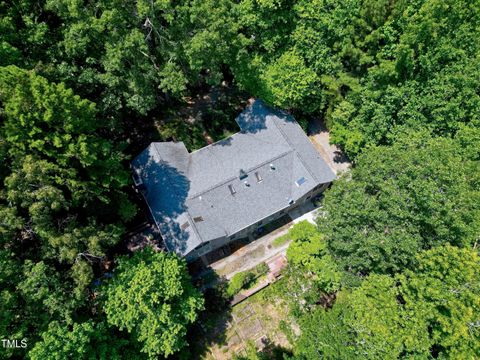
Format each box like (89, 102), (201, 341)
(202, 199), (322, 281)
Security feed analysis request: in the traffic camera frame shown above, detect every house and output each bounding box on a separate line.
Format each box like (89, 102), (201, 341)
(131, 100), (336, 263)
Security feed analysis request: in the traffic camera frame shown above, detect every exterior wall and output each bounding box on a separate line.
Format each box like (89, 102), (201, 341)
(185, 236), (226, 261)
(185, 181), (332, 262)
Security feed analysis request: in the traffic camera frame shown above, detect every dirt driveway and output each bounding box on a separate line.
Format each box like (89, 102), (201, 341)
(308, 118), (351, 174)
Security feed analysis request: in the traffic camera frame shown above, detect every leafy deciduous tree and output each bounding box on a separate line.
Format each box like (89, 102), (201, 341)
(103, 247), (204, 358)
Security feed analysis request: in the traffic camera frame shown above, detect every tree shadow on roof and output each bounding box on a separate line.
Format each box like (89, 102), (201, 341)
(134, 153), (192, 255)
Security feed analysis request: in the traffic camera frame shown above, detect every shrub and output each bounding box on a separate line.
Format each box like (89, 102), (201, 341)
(227, 271), (255, 297)
(253, 262), (269, 277)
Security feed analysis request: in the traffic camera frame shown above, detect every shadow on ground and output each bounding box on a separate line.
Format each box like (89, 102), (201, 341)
(185, 272), (233, 359)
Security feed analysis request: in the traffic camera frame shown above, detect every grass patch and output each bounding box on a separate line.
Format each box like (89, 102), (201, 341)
(272, 234), (290, 248)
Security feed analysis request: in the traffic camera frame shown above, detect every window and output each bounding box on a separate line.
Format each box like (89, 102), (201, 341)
(228, 184), (236, 195)
(193, 216), (204, 223)
(255, 171), (263, 182)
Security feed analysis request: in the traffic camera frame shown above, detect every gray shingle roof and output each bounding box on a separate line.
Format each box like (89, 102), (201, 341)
(132, 100), (336, 256)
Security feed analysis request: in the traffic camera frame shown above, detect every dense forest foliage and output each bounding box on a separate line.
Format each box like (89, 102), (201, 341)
(0, 0), (479, 358)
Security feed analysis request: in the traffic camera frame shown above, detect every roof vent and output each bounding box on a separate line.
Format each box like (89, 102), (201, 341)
(255, 172), (263, 182)
(270, 163), (276, 171)
(244, 181), (250, 187)
(228, 184), (236, 195)
(239, 169), (248, 180)
(288, 199), (295, 205)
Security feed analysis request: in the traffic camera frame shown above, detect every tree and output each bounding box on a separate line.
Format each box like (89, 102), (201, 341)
(398, 245), (480, 357)
(0, 66), (130, 195)
(0, 66), (136, 357)
(321, 132), (480, 275)
(329, 0), (480, 158)
(102, 247), (204, 358)
(28, 320), (138, 360)
(0, 66), (134, 262)
(259, 49), (320, 111)
(227, 271), (255, 297)
(295, 301), (356, 360)
(0, 250), (21, 353)
(286, 221), (341, 294)
(294, 245), (480, 358)
(344, 274), (406, 358)
(18, 261), (76, 322)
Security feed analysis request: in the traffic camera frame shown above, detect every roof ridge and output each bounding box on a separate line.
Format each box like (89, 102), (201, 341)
(187, 149), (294, 200)
(270, 116), (319, 183)
(188, 129), (242, 155)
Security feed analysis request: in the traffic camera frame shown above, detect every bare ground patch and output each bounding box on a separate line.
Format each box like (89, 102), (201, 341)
(193, 289), (296, 360)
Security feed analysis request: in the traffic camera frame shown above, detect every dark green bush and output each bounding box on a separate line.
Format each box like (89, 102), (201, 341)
(226, 271), (255, 297)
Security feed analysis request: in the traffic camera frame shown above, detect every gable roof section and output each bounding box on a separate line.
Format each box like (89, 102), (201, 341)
(132, 100), (336, 257)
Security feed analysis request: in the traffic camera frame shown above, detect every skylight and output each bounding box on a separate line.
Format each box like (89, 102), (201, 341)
(193, 216), (204, 223)
(295, 177), (307, 187)
(132, 171), (143, 186)
(181, 222), (190, 230)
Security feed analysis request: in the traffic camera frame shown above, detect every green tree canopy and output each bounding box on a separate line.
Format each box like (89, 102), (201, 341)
(0, 66), (135, 357)
(102, 247), (204, 358)
(28, 320), (138, 360)
(295, 245), (480, 359)
(321, 132), (480, 276)
(286, 221), (341, 294)
(0, 66), (134, 262)
(329, 0), (480, 157)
